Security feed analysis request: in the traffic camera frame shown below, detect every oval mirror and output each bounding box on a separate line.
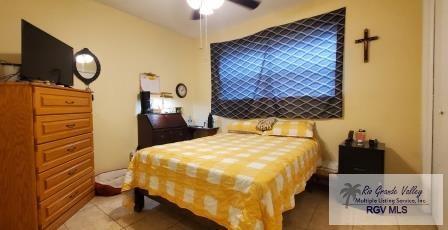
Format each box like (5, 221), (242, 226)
(74, 48), (101, 87)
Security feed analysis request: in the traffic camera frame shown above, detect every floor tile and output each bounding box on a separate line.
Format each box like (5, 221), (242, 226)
(79, 201), (96, 212)
(308, 200), (352, 230)
(399, 226), (438, 230)
(283, 191), (322, 229)
(353, 225), (399, 230)
(125, 210), (180, 230)
(57, 224), (69, 230)
(171, 217), (220, 230)
(396, 214), (438, 226)
(170, 208), (225, 230)
(124, 197), (184, 230)
(92, 193), (160, 227)
(62, 186), (438, 230)
(65, 204), (122, 230)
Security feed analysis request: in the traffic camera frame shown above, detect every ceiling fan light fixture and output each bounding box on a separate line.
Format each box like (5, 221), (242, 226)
(199, 5), (214, 15)
(187, 0), (201, 10)
(207, 0), (224, 10)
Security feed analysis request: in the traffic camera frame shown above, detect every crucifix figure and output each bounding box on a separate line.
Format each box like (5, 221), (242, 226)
(355, 29), (379, 63)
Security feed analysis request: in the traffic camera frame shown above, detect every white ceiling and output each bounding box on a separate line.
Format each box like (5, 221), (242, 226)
(95, 0), (303, 37)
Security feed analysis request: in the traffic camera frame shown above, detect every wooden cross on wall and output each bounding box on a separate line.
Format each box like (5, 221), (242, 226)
(355, 29), (379, 63)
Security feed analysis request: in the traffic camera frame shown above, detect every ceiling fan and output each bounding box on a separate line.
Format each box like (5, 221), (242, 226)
(187, 0), (261, 20)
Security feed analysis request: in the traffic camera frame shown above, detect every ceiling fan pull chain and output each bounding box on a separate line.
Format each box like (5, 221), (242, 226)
(205, 14), (208, 49)
(199, 9), (203, 49)
(200, 0), (205, 49)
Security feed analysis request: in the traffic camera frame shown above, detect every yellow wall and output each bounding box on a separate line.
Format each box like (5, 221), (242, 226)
(0, 0), (423, 173)
(191, 0), (423, 173)
(0, 0), (198, 173)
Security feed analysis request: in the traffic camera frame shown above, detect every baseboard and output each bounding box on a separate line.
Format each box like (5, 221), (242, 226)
(319, 160), (338, 173)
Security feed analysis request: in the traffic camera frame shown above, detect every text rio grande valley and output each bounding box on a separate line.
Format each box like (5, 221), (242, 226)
(356, 185), (425, 214)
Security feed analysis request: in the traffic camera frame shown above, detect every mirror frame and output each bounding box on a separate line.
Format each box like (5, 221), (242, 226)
(73, 48), (101, 86)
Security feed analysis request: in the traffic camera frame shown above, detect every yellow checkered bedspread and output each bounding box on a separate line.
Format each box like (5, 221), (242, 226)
(122, 133), (320, 230)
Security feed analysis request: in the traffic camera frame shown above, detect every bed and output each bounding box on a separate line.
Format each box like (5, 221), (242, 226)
(122, 132), (320, 230)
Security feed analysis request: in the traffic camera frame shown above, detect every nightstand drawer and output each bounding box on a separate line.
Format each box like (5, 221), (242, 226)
(33, 87), (92, 115)
(338, 142), (385, 174)
(338, 163), (381, 174)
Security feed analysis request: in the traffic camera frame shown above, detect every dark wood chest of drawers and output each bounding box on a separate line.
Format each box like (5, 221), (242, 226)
(137, 113), (191, 149)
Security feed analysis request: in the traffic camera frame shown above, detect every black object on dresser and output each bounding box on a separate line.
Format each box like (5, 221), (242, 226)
(338, 141), (385, 174)
(137, 113), (191, 150)
(140, 91), (151, 114)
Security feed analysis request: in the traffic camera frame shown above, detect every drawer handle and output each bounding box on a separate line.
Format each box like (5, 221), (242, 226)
(69, 190), (80, 199)
(66, 146), (77, 153)
(67, 168), (78, 176)
(65, 100), (75, 104)
(66, 124), (76, 129)
(353, 167), (367, 172)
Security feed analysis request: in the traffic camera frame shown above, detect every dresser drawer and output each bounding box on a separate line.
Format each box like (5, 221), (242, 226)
(34, 87), (91, 115)
(170, 128), (190, 142)
(39, 174), (94, 228)
(37, 153), (93, 201)
(36, 133), (93, 172)
(153, 130), (171, 145)
(34, 113), (93, 144)
(42, 191), (94, 230)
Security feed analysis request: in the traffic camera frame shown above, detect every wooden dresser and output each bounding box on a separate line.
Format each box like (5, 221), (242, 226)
(0, 83), (94, 230)
(137, 113), (190, 149)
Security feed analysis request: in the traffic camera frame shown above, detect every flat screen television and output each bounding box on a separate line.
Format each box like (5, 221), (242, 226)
(21, 20), (74, 86)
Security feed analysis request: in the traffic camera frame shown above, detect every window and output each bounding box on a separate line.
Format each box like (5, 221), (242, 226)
(211, 8), (345, 119)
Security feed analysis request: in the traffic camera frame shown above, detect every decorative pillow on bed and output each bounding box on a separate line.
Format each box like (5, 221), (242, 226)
(227, 120), (262, 134)
(264, 120), (315, 138)
(256, 117), (278, 131)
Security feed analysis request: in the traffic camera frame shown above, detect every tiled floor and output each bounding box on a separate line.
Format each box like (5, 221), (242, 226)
(59, 186), (438, 230)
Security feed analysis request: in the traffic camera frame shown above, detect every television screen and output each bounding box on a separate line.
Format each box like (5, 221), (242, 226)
(21, 20), (73, 86)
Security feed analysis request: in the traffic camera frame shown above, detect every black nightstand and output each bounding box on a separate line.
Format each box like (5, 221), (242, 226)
(189, 126), (219, 139)
(338, 141), (385, 174)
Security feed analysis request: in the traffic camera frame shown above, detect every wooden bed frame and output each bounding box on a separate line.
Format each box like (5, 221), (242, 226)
(134, 187), (177, 212)
(134, 187), (148, 212)
(132, 174), (321, 213)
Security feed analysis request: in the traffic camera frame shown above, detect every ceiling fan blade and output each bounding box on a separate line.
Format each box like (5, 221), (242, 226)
(227, 0), (261, 10)
(191, 9), (200, 20)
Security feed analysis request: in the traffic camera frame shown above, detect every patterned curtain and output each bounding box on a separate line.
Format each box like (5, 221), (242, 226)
(210, 8), (345, 119)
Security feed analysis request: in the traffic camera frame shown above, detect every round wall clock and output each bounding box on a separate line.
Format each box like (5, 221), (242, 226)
(176, 83), (187, 98)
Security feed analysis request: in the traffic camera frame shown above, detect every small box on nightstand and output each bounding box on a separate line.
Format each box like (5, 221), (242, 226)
(338, 141), (385, 174)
